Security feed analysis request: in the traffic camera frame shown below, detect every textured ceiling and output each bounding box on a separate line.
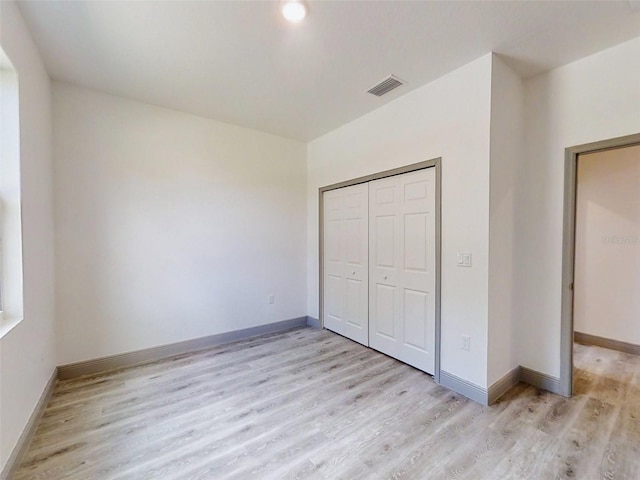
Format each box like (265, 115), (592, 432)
(17, 0), (640, 141)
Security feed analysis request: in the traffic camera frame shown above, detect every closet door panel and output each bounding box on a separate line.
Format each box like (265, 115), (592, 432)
(322, 183), (369, 346)
(369, 175), (402, 359)
(369, 168), (436, 374)
(323, 189), (344, 334)
(324, 273), (343, 332)
(399, 170), (436, 371)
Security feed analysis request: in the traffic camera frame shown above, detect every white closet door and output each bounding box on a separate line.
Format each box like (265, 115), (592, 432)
(323, 183), (369, 346)
(369, 168), (436, 374)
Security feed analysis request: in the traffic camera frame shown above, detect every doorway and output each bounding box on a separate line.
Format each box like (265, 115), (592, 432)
(561, 133), (640, 396)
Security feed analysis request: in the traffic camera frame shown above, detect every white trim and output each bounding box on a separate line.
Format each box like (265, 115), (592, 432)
(0, 315), (22, 338)
(0, 55), (24, 337)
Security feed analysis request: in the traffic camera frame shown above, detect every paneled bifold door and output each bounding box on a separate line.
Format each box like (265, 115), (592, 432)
(369, 168), (436, 374)
(323, 183), (369, 346)
(322, 167), (436, 375)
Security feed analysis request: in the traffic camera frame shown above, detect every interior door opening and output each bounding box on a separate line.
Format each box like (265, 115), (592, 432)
(561, 134), (640, 396)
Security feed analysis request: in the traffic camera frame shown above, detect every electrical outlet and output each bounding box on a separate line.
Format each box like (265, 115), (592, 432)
(268, 294), (275, 304)
(461, 335), (471, 351)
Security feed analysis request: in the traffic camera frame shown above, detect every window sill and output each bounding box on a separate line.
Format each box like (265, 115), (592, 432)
(0, 315), (23, 339)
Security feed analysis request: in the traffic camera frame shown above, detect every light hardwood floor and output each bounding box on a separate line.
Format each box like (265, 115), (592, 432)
(14, 327), (640, 479)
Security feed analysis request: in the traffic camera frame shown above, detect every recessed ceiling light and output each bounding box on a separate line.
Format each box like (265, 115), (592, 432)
(281, 0), (308, 23)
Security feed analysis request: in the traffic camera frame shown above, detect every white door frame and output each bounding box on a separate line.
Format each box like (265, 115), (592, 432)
(319, 158), (442, 382)
(560, 133), (640, 396)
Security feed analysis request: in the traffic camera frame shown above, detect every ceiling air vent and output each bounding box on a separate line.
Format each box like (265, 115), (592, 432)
(367, 75), (405, 97)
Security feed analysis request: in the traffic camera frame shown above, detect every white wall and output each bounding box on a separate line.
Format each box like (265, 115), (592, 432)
(518, 37), (640, 377)
(307, 55), (492, 388)
(0, 0), (56, 471)
(487, 55), (524, 386)
(53, 83), (307, 365)
(574, 145), (640, 345)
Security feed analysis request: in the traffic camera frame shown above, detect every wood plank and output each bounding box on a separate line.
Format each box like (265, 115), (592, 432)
(13, 330), (640, 480)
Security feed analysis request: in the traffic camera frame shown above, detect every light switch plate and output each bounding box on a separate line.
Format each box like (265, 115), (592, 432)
(457, 253), (472, 267)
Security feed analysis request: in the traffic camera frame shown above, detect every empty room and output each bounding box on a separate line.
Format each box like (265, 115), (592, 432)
(1, 1), (640, 479)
